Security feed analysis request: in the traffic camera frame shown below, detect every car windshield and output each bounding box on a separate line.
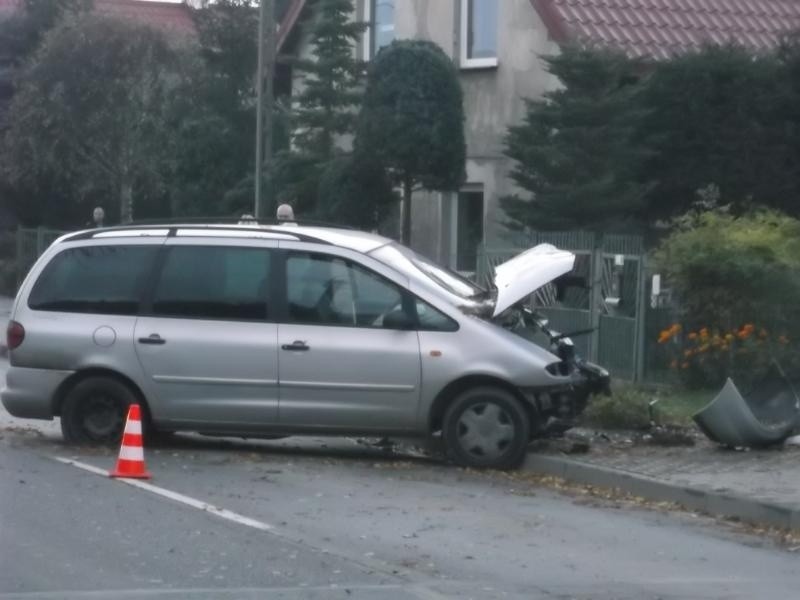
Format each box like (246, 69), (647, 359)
(373, 243), (487, 300)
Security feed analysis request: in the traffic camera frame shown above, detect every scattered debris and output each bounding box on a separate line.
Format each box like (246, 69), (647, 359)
(644, 425), (696, 447)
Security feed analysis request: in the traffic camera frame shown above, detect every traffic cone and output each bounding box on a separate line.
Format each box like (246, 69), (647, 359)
(109, 404), (151, 479)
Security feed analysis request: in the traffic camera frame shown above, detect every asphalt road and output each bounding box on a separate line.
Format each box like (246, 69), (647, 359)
(2, 357), (799, 599)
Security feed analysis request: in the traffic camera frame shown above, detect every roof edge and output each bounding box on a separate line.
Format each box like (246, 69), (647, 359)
(529, 0), (571, 45)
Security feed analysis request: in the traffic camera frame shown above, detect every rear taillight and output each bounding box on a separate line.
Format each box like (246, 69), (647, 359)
(7, 321), (25, 350)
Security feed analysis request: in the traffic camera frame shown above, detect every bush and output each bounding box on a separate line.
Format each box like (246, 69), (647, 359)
(581, 384), (652, 430)
(654, 206), (800, 386)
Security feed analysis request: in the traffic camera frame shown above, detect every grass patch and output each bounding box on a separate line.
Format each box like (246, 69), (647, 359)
(581, 382), (714, 430)
(654, 388), (711, 426)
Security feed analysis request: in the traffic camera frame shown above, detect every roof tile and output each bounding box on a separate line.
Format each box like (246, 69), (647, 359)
(537, 0), (800, 58)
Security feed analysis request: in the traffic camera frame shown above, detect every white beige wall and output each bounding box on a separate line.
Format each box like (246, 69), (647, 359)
(290, 1), (561, 264)
(404, 0), (560, 265)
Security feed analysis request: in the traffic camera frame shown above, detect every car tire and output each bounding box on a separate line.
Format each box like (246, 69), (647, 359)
(60, 377), (139, 446)
(443, 386), (530, 469)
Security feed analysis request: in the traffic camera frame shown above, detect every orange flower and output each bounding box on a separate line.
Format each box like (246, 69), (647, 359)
(671, 324), (682, 333)
(684, 349), (693, 357)
(687, 332), (698, 340)
(744, 323), (755, 332)
(700, 328), (709, 339)
(737, 329), (750, 340)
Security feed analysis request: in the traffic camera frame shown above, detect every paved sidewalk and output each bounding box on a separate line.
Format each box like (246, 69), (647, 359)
(525, 433), (800, 530)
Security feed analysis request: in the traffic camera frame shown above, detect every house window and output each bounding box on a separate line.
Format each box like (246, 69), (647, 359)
(454, 188), (485, 273)
(460, 0), (498, 69)
(364, 0), (395, 60)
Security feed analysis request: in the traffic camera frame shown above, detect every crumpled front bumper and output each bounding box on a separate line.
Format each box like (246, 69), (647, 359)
(576, 361), (612, 396)
(694, 378), (798, 447)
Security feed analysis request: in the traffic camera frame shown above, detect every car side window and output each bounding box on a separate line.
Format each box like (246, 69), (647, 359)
(286, 252), (406, 328)
(28, 245), (158, 315)
(415, 299), (459, 332)
(152, 246), (271, 321)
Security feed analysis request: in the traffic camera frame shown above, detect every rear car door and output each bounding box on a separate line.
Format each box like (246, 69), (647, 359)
(277, 244), (422, 432)
(134, 238), (280, 429)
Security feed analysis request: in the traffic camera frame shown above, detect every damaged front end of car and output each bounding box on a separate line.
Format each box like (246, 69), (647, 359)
(460, 243), (611, 439)
(499, 306), (611, 437)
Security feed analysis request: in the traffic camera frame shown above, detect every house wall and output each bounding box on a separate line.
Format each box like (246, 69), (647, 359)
(288, 0), (560, 267)
(403, 0), (560, 266)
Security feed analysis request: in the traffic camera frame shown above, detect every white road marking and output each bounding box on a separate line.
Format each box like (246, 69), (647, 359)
(54, 457), (273, 532)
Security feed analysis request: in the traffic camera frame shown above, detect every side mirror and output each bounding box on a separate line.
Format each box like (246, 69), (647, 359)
(383, 309), (414, 331)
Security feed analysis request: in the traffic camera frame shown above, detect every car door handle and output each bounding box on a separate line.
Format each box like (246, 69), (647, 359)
(281, 341), (309, 352)
(138, 334), (166, 345)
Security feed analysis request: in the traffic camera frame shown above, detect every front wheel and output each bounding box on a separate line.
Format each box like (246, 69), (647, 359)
(60, 377), (138, 446)
(443, 386), (530, 469)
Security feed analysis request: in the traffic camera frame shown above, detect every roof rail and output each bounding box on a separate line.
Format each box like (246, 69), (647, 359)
(60, 222), (334, 245)
(126, 216), (356, 230)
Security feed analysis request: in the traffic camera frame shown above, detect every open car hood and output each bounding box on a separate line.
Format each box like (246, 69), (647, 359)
(492, 244), (575, 317)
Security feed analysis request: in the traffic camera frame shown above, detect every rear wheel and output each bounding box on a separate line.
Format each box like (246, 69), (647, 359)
(443, 386), (530, 469)
(60, 377), (138, 446)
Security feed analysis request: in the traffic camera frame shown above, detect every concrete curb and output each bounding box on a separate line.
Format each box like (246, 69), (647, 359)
(523, 453), (800, 530)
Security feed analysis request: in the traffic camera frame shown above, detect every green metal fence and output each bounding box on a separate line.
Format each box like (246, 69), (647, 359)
(477, 231), (648, 382)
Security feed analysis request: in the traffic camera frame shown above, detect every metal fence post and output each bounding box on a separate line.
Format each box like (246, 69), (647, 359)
(15, 225), (22, 288)
(35, 227), (45, 257)
(588, 234), (603, 363)
(633, 254), (648, 383)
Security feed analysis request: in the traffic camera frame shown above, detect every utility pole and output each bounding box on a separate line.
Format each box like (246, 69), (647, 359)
(254, 0), (275, 219)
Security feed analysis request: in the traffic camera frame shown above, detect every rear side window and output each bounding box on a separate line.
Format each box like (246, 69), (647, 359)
(152, 246), (272, 321)
(29, 245), (158, 315)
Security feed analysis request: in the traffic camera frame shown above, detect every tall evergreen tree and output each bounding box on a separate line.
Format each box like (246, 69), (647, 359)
(170, 0), (261, 217)
(275, 0), (366, 215)
(502, 46), (653, 232)
(639, 45), (799, 220)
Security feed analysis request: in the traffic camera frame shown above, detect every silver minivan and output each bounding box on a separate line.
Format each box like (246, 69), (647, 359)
(2, 223), (609, 468)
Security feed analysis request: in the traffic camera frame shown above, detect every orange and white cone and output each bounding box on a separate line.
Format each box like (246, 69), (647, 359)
(109, 404), (151, 479)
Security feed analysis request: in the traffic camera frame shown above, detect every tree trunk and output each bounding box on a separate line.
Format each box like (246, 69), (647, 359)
(401, 177), (412, 245)
(120, 180), (133, 224)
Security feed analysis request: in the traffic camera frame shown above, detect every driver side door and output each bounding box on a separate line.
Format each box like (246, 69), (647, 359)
(277, 247), (422, 432)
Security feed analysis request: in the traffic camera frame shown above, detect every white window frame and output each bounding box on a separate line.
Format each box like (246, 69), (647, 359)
(459, 0), (499, 69)
(362, 0), (394, 61)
